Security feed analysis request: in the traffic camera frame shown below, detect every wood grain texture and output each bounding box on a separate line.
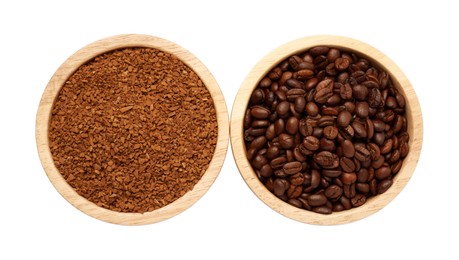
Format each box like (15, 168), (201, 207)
(230, 35), (423, 225)
(36, 34), (229, 225)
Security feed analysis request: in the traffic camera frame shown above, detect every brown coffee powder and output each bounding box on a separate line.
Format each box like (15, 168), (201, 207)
(48, 47), (218, 213)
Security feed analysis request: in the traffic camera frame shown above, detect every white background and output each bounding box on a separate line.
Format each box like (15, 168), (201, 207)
(1, 1), (457, 259)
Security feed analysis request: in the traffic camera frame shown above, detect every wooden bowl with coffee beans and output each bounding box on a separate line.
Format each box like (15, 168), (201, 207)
(36, 34), (229, 225)
(230, 35), (422, 225)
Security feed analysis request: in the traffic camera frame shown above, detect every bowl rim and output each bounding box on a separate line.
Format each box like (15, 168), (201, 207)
(36, 34), (229, 225)
(230, 35), (423, 225)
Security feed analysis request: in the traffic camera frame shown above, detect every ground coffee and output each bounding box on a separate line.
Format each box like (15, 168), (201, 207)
(49, 47), (218, 213)
(244, 46), (409, 214)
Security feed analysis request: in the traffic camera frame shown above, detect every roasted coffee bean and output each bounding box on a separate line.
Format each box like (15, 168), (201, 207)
(283, 161), (303, 175)
(260, 164), (273, 178)
(337, 110), (352, 127)
(352, 121), (367, 138)
(354, 144), (371, 162)
(318, 115), (335, 127)
(356, 183), (370, 194)
(341, 172), (357, 184)
(320, 138), (336, 151)
(303, 136), (320, 151)
(322, 169), (342, 178)
(250, 136), (267, 150)
(251, 105), (270, 119)
(288, 55), (303, 71)
(286, 89), (306, 101)
(366, 118), (375, 139)
(278, 133), (294, 149)
(357, 168), (369, 183)
(266, 145), (280, 159)
(273, 179), (287, 196)
(294, 97), (306, 113)
(396, 92), (406, 108)
(340, 157), (356, 172)
(250, 89), (265, 105)
(270, 156), (287, 169)
(276, 101), (290, 117)
(371, 155), (385, 169)
(352, 84), (368, 100)
(368, 87), (382, 107)
(251, 154), (268, 170)
(288, 198), (303, 208)
(373, 119), (385, 132)
(323, 126), (338, 139)
(339, 83), (353, 100)
(377, 179), (393, 194)
(351, 194), (366, 207)
(313, 206), (332, 214)
(355, 102), (369, 118)
(325, 185), (343, 199)
(375, 166), (391, 180)
(373, 132), (385, 146)
(341, 139), (355, 158)
(343, 183), (356, 198)
(287, 185), (303, 198)
(314, 151), (339, 169)
(322, 107), (338, 116)
(340, 125), (355, 139)
(314, 79), (334, 103)
(307, 194), (327, 206)
(285, 117), (299, 135)
(251, 120), (270, 129)
(289, 173), (305, 186)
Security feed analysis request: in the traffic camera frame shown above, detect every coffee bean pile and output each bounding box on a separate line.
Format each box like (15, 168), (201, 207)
(244, 46), (409, 214)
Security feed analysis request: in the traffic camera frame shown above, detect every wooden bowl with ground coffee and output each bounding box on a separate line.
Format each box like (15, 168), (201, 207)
(36, 34), (228, 225)
(230, 35), (422, 225)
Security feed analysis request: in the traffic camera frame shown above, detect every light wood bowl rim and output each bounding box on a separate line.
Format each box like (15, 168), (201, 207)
(36, 34), (229, 225)
(230, 35), (423, 225)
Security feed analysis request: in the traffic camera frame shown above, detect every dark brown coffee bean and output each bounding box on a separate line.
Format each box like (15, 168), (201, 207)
(340, 157), (356, 172)
(351, 194), (366, 207)
(322, 169), (342, 178)
(313, 151), (339, 169)
(385, 96), (397, 109)
(287, 185), (303, 198)
(339, 125), (355, 139)
(391, 160), (403, 174)
(377, 179), (393, 194)
(266, 145), (280, 159)
(286, 88), (306, 101)
(341, 172), (357, 184)
(375, 166), (391, 180)
(333, 203), (345, 212)
(305, 102), (319, 116)
(325, 185), (343, 199)
(337, 110), (352, 127)
(341, 139), (355, 158)
(381, 139), (393, 154)
(356, 183), (370, 194)
(373, 119), (385, 132)
(352, 84), (368, 100)
(250, 89), (265, 105)
(270, 156), (287, 169)
(286, 78), (304, 89)
(320, 138), (336, 151)
(251, 154), (268, 170)
(303, 136), (320, 151)
(307, 194), (327, 206)
(343, 183), (356, 198)
(354, 143), (371, 162)
(289, 173), (305, 186)
(373, 132), (385, 146)
(249, 136), (267, 150)
(371, 155), (385, 169)
(285, 117), (299, 135)
(395, 92), (406, 108)
(317, 115), (335, 127)
(310, 169), (321, 189)
(251, 105), (270, 119)
(388, 149), (401, 164)
(288, 198), (303, 208)
(323, 126), (338, 139)
(322, 107), (338, 116)
(294, 97), (306, 113)
(259, 77), (272, 88)
(314, 79), (334, 103)
(368, 87), (382, 108)
(335, 57), (350, 71)
(393, 114), (404, 134)
(400, 141), (409, 158)
(310, 46), (329, 56)
(355, 102), (369, 118)
(276, 101), (290, 117)
(340, 196), (351, 209)
(251, 120), (270, 129)
(313, 206), (332, 214)
(357, 168), (369, 183)
(352, 121), (367, 138)
(288, 55), (303, 71)
(296, 69), (314, 80)
(260, 164), (273, 178)
(273, 179), (287, 196)
(278, 133), (294, 149)
(283, 161), (303, 175)
(339, 83), (353, 100)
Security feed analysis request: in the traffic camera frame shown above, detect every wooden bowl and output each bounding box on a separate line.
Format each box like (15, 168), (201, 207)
(230, 35), (423, 225)
(36, 34), (229, 225)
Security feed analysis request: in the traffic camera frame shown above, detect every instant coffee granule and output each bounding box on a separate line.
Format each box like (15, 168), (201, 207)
(49, 48), (218, 213)
(244, 46), (409, 214)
